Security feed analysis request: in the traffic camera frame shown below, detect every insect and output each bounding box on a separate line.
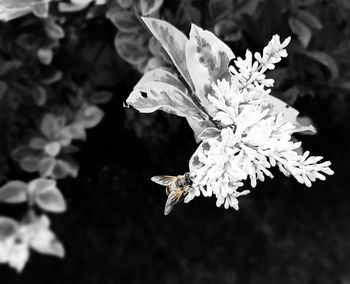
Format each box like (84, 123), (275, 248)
(151, 173), (194, 215)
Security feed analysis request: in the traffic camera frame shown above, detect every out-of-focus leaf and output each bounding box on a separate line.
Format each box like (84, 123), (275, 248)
(289, 17), (312, 48)
(29, 216), (65, 257)
(0, 217), (18, 240)
(114, 32), (149, 65)
(336, 0), (350, 11)
(58, 0), (91, 12)
(268, 68), (288, 88)
(40, 114), (61, 139)
(90, 91), (113, 104)
(214, 20), (242, 42)
(30, 179), (66, 213)
(296, 10), (323, 30)
(141, 17), (194, 90)
(0, 181), (27, 203)
(298, 0), (317, 5)
(33, 85), (47, 106)
(44, 141), (61, 157)
(51, 159), (78, 179)
(38, 156), (56, 178)
(37, 48), (53, 65)
(117, 0), (133, 9)
(45, 19), (65, 40)
(31, 1), (50, 18)
(40, 71), (63, 85)
(12, 146), (38, 162)
(76, 106), (104, 128)
(0, 81), (8, 100)
(29, 137), (47, 150)
(140, 0), (163, 16)
(16, 34), (41, 51)
(305, 51), (339, 80)
(208, 0), (233, 21)
(20, 156), (41, 172)
(60, 124), (86, 142)
(31, 230), (65, 257)
(0, 60), (22, 77)
(232, 0), (264, 20)
(28, 178), (54, 195)
(186, 24), (235, 116)
(106, 7), (142, 32)
(281, 86), (299, 105)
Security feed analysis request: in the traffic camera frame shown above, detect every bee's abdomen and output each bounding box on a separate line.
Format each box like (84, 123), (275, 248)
(166, 185), (172, 195)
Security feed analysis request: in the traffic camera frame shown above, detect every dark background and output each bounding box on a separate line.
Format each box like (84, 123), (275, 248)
(1, 84), (349, 284)
(1, 0), (350, 283)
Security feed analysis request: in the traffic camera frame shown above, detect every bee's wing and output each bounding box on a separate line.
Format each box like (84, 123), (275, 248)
(164, 191), (178, 215)
(151, 175), (175, 186)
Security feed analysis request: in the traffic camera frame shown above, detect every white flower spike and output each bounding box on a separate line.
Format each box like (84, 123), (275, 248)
(127, 17), (333, 213)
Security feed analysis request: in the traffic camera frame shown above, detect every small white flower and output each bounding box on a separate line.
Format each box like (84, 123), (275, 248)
(189, 53), (333, 209)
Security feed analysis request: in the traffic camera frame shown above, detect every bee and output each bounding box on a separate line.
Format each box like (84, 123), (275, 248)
(151, 173), (193, 215)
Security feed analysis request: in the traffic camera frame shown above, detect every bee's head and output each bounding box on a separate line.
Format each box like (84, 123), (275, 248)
(184, 173), (193, 186)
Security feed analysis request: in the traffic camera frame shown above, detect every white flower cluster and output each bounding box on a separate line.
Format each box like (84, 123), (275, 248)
(188, 36), (334, 209)
(0, 215), (64, 272)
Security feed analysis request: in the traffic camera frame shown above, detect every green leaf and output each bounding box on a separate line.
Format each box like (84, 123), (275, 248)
(0, 217), (18, 240)
(289, 17), (312, 48)
(296, 10), (323, 30)
(141, 17), (194, 90)
(0, 181), (27, 203)
(305, 51), (339, 80)
(186, 23), (235, 116)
